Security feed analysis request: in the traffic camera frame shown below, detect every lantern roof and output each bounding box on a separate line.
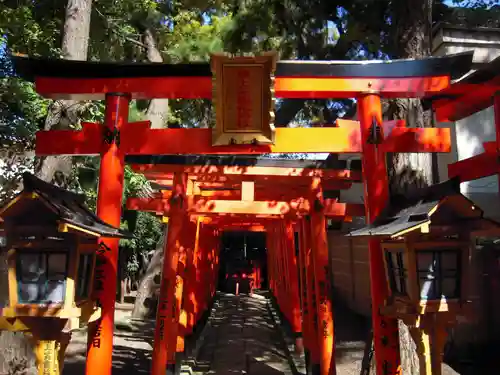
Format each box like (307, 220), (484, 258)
(348, 177), (500, 238)
(0, 173), (131, 239)
(9, 51), (473, 81)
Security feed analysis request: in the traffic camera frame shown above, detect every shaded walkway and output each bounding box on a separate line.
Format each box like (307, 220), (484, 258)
(192, 293), (294, 375)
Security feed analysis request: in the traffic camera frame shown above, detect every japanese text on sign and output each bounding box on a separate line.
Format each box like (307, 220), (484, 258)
(43, 342), (53, 375)
(91, 240), (110, 348)
(92, 319), (103, 348)
(158, 278), (170, 341)
(236, 69), (252, 130)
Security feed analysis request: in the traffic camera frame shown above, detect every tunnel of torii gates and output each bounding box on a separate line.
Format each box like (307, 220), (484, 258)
(10, 50), (475, 375)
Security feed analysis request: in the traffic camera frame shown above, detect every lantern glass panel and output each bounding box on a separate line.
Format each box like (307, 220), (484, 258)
(47, 253), (67, 302)
(76, 253), (94, 299)
(416, 249), (461, 301)
(17, 251), (68, 304)
(384, 250), (409, 296)
(18, 254), (46, 303)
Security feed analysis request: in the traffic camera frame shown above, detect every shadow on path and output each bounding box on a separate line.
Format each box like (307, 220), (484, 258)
(62, 320), (155, 375)
(194, 293), (294, 375)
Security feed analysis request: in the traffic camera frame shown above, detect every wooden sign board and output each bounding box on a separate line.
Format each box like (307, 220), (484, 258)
(210, 52), (277, 146)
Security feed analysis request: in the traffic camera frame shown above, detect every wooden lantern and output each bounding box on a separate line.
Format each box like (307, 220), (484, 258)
(348, 178), (500, 375)
(210, 52), (277, 146)
(0, 173), (130, 375)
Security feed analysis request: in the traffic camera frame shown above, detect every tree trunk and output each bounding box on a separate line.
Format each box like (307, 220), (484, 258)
(35, 0), (93, 187)
(387, 1), (434, 374)
(143, 28), (170, 129)
(130, 29), (171, 318)
(120, 279), (126, 304)
(132, 236), (165, 319)
(388, 0), (434, 193)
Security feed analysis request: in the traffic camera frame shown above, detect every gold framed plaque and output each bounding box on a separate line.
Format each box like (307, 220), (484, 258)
(210, 52), (277, 146)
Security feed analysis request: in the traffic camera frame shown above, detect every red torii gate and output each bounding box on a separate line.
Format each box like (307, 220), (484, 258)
(431, 56), (500, 189)
(10, 50), (472, 375)
(126, 169), (363, 368)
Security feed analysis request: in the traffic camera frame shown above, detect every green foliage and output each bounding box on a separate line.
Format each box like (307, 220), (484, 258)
(120, 211), (163, 275)
(0, 78), (48, 150)
(122, 165), (152, 201)
(162, 11), (233, 62)
(0, 0), (64, 57)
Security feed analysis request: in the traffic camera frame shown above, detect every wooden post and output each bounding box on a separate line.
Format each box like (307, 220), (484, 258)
(358, 94), (401, 375)
(151, 172), (187, 375)
(285, 220), (304, 353)
(193, 222), (203, 323)
(310, 206), (336, 375)
(199, 227), (211, 317)
(195, 226), (206, 321)
(29, 320), (68, 375)
(173, 217), (197, 356)
(494, 93), (500, 193)
(304, 217), (321, 373)
(267, 229), (275, 294)
(183, 217), (202, 337)
(279, 223), (291, 323)
(297, 220), (313, 357)
(275, 224), (285, 316)
(35, 339), (59, 375)
(212, 229), (221, 297)
(86, 93), (129, 375)
(409, 314), (450, 375)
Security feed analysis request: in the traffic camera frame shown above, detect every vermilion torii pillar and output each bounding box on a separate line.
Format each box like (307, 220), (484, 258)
(151, 172), (191, 375)
(86, 93), (129, 375)
(309, 178), (336, 375)
(356, 95), (402, 375)
(284, 220), (303, 354)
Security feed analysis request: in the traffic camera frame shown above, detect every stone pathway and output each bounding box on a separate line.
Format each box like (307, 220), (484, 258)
(62, 304), (155, 375)
(59, 294), (460, 375)
(192, 293), (294, 375)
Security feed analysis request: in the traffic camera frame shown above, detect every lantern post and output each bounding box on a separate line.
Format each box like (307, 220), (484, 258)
(0, 172), (129, 375)
(347, 177), (499, 374)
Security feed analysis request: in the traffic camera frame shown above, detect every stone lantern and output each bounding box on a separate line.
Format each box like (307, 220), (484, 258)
(0, 173), (130, 375)
(348, 178), (500, 375)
